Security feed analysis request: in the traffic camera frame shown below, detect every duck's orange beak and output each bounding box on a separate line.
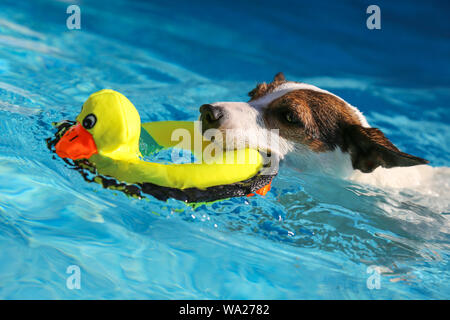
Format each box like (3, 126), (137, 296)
(55, 123), (98, 160)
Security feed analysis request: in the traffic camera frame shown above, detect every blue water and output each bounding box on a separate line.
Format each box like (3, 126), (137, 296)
(0, 0), (449, 299)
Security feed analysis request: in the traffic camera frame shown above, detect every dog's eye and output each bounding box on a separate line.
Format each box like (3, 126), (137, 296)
(284, 112), (300, 124)
(82, 114), (97, 129)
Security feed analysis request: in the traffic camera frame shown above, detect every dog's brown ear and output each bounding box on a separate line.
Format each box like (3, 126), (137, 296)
(342, 125), (428, 173)
(273, 72), (286, 82)
(248, 83), (268, 100)
(248, 72), (286, 101)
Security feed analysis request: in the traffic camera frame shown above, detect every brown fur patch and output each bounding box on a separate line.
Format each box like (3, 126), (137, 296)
(263, 89), (362, 151)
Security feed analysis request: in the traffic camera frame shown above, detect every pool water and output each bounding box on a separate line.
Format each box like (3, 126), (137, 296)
(0, 0), (449, 299)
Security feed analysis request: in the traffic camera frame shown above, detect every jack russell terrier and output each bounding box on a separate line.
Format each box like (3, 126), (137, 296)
(199, 72), (433, 189)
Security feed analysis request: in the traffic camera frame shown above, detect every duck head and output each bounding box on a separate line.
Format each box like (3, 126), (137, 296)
(55, 89), (141, 160)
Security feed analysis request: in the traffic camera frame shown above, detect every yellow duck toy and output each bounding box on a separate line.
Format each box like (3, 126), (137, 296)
(53, 89), (275, 202)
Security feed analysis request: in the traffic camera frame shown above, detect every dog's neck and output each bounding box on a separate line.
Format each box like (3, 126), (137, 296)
(282, 145), (432, 190)
(283, 145), (355, 177)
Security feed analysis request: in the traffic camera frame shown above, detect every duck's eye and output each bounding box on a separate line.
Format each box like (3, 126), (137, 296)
(82, 114), (97, 129)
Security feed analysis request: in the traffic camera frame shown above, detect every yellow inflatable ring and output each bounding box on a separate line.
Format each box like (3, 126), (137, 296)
(48, 90), (276, 203)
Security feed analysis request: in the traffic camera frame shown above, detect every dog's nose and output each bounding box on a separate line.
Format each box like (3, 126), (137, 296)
(199, 104), (224, 125)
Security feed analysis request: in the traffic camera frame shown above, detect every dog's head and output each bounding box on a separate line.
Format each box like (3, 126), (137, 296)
(199, 73), (428, 173)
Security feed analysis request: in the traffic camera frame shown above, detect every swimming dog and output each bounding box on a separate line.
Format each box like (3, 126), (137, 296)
(199, 72), (431, 188)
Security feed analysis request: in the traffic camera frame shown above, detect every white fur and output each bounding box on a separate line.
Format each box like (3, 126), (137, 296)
(350, 164), (434, 188)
